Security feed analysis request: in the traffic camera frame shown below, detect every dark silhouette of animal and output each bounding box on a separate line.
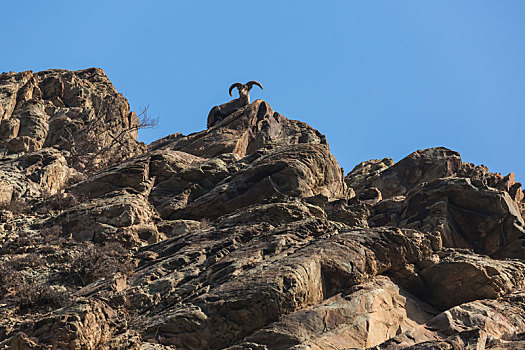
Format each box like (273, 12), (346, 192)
(207, 81), (263, 128)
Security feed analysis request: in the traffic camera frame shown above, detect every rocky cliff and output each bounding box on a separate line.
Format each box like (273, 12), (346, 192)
(0, 69), (524, 350)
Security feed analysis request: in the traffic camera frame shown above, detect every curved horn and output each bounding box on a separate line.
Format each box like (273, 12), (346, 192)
(246, 81), (263, 91)
(228, 83), (243, 96)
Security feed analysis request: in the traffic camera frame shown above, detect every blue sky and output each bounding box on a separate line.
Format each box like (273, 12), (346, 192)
(2, 1), (524, 183)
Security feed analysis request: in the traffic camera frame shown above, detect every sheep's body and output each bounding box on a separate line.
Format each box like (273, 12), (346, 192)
(206, 95), (249, 128)
(207, 81), (263, 128)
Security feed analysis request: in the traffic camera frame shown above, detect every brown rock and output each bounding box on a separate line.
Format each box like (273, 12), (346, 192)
(304, 195), (370, 227)
(0, 118), (20, 141)
(0, 68), (144, 168)
(496, 172), (524, 203)
(7, 332), (39, 350)
(170, 144), (346, 220)
(0, 180), (14, 203)
(23, 148), (71, 195)
(459, 162), (498, 187)
(215, 201), (326, 227)
(459, 162), (525, 208)
(244, 276), (437, 349)
(152, 100), (327, 159)
(0, 148), (72, 199)
(346, 147), (462, 199)
(132, 226), (438, 349)
(345, 157), (394, 190)
(410, 250), (525, 310)
(0, 71), (33, 122)
(11, 300), (116, 350)
(2, 70), (525, 350)
(398, 177), (525, 258)
(368, 195), (406, 227)
(69, 156), (152, 199)
(59, 192), (157, 245)
(149, 152), (241, 219)
(7, 136), (42, 153)
(377, 292), (525, 349)
(358, 186), (382, 205)
(148, 149), (206, 183)
(156, 219), (203, 238)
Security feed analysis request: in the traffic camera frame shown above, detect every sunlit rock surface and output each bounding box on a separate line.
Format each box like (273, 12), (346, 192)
(0, 68), (524, 349)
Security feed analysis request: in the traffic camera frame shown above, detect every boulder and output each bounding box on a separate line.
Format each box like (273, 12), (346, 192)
(346, 147), (462, 199)
(409, 250), (525, 310)
(377, 292), (525, 349)
(2, 300), (116, 350)
(243, 276), (437, 349)
(0, 68), (145, 168)
(58, 192), (158, 245)
(398, 177), (525, 258)
(169, 144), (346, 220)
(0, 148), (72, 199)
(150, 100), (327, 159)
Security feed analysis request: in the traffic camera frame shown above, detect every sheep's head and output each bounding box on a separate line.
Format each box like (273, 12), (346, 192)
(229, 81), (263, 99)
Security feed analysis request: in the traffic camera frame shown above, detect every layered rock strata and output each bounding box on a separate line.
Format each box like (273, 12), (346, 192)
(0, 69), (524, 349)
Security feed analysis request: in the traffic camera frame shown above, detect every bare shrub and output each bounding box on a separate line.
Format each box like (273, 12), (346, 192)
(0, 262), (70, 314)
(40, 225), (65, 244)
(17, 281), (72, 314)
(43, 191), (85, 211)
(35, 191), (88, 219)
(122, 305), (146, 331)
(69, 242), (134, 286)
(0, 199), (30, 216)
(0, 263), (22, 298)
(10, 253), (46, 269)
(61, 103), (157, 174)
(199, 218), (211, 229)
(2, 235), (39, 254)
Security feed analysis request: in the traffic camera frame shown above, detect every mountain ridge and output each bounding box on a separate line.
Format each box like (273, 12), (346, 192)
(0, 68), (524, 349)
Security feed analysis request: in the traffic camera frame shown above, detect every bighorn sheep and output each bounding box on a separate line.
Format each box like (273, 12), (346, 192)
(207, 81), (263, 128)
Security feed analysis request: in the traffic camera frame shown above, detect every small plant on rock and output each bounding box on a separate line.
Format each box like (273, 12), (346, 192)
(0, 198), (30, 216)
(61, 103), (157, 174)
(0, 261), (71, 314)
(68, 242), (135, 286)
(17, 281), (72, 314)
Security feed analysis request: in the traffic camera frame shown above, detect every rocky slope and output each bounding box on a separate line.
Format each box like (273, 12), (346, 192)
(0, 68), (524, 349)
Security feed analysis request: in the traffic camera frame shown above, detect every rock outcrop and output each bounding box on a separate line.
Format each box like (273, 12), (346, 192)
(0, 69), (524, 349)
(0, 68), (145, 176)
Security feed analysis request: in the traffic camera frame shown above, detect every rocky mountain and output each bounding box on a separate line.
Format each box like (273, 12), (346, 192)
(0, 68), (524, 350)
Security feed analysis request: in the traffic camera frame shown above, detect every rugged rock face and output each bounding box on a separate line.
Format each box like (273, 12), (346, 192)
(150, 100), (327, 159)
(0, 68), (145, 176)
(1, 69), (525, 349)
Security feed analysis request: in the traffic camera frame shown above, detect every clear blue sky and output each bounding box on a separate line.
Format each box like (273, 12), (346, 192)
(2, 1), (524, 183)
